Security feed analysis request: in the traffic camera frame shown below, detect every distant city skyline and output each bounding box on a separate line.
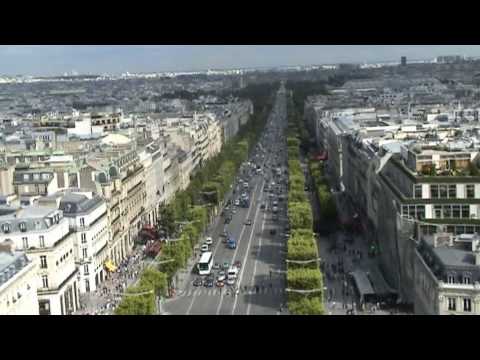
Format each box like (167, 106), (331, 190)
(2, 45), (480, 77)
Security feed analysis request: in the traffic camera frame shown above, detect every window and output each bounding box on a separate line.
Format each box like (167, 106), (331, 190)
(81, 233), (87, 244)
(33, 173), (40, 181)
(452, 205), (461, 219)
(464, 298), (472, 312)
(40, 256), (47, 269)
(443, 205), (452, 219)
(463, 275), (472, 285)
(82, 248), (88, 259)
(84, 264), (89, 275)
(448, 185), (457, 198)
(434, 206), (442, 219)
(462, 205), (470, 219)
(440, 185), (448, 199)
(22, 237), (28, 250)
(23, 174), (29, 181)
(2, 223), (11, 233)
(431, 185), (439, 199)
(42, 275), (49, 289)
(80, 218), (85, 227)
(417, 206), (425, 220)
(448, 297), (457, 311)
(467, 184), (475, 199)
(414, 185), (422, 199)
(39, 236), (45, 248)
(447, 274), (455, 284)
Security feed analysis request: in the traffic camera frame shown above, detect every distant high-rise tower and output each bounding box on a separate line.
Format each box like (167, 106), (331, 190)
(401, 56), (407, 66)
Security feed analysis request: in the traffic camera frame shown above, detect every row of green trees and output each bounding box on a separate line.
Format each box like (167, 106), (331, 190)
(309, 161), (338, 222)
(115, 83), (277, 315)
(286, 95), (324, 315)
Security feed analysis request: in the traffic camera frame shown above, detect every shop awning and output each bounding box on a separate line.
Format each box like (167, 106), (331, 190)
(104, 260), (117, 273)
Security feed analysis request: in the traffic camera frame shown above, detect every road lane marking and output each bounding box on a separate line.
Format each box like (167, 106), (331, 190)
(231, 199), (264, 315)
(215, 181), (260, 315)
(246, 209), (267, 315)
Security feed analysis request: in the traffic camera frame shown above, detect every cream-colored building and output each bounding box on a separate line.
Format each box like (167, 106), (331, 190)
(86, 143), (146, 266)
(0, 241), (39, 315)
(414, 233), (480, 315)
(0, 207), (79, 315)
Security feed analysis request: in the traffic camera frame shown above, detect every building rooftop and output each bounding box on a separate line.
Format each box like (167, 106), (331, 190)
(0, 248), (31, 288)
(59, 192), (104, 216)
(433, 247), (476, 268)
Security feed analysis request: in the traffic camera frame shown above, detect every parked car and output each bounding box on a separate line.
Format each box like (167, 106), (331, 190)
(217, 272), (226, 282)
(193, 278), (203, 287)
(213, 263), (220, 270)
(216, 280), (225, 288)
(205, 237), (213, 246)
(204, 279), (214, 288)
(245, 219), (252, 226)
(234, 260), (242, 269)
(201, 244), (209, 252)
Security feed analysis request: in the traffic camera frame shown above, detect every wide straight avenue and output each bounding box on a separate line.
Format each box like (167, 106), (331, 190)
(164, 86), (289, 315)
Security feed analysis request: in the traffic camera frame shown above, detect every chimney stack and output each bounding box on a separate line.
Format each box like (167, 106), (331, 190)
(0, 239), (16, 255)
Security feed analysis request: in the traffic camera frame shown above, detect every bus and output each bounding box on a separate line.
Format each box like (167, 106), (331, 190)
(197, 251), (213, 276)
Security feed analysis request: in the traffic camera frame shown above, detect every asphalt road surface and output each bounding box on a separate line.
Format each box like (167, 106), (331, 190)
(164, 85), (289, 315)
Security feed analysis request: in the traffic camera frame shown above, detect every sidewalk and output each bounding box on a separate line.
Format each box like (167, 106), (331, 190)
(74, 247), (146, 315)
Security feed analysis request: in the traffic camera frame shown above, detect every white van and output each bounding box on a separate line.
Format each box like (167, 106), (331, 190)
(227, 267), (238, 281)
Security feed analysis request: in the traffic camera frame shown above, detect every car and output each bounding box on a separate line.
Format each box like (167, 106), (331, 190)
(224, 217), (231, 224)
(204, 279), (214, 288)
(201, 244), (209, 252)
(227, 278), (236, 286)
(205, 237), (213, 246)
(223, 262), (230, 270)
(232, 208), (237, 214)
(234, 260), (241, 269)
(245, 219), (252, 226)
(216, 280), (225, 288)
(217, 272), (226, 282)
(260, 203), (266, 210)
(234, 199), (240, 206)
(193, 278), (203, 287)
(221, 230), (228, 237)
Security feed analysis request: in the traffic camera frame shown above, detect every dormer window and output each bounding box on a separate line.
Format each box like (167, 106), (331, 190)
(463, 273), (472, 285)
(447, 273), (456, 284)
(19, 222), (27, 232)
(2, 223), (10, 234)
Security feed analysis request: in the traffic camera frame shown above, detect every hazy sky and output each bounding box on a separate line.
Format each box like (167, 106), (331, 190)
(2, 45), (480, 76)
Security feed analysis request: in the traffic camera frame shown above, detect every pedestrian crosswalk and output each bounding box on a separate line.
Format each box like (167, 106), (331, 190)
(177, 287), (285, 297)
